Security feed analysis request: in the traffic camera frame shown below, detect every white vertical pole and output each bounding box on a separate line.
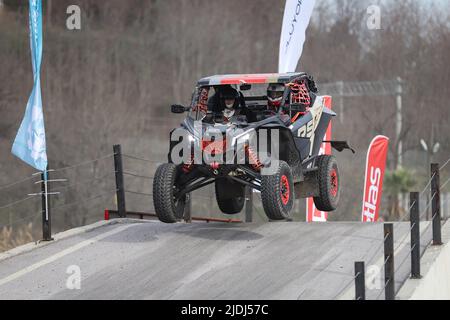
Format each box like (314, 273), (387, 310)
(338, 81), (344, 124)
(395, 77), (403, 219)
(396, 77), (403, 168)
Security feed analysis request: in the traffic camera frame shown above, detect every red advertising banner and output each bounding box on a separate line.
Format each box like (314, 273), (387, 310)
(306, 96), (332, 222)
(361, 135), (390, 222)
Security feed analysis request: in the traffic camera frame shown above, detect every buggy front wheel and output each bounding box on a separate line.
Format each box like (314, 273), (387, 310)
(153, 163), (186, 223)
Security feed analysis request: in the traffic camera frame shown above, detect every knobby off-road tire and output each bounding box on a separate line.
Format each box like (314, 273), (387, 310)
(261, 161), (294, 220)
(215, 179), (245, 215)
(313, 155), (340, 211)
(153, 163), (186, 223)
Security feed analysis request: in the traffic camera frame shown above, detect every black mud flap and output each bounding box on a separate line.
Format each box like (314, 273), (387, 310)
(324, 141), (356, 154)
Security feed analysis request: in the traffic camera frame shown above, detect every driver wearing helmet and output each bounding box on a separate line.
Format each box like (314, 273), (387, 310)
(207, 85), (242, 122)
(220, 86), (240, 120)
(267, 83), (286, 112)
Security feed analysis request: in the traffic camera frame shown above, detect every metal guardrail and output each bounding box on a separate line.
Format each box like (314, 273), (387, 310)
(0, 154), (116, 239)
(350, 162), (447, 300)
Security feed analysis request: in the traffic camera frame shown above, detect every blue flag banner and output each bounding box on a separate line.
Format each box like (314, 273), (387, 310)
(11, 0), (48, 171)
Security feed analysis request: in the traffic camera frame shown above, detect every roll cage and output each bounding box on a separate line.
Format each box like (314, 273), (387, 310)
(188, 72), (317, 123)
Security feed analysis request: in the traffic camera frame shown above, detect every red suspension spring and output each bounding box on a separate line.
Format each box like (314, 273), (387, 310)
(245, 145), (263, 171)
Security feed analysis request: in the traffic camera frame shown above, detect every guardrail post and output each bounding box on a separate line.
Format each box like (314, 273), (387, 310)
(384, 223), (395, 300)
(354, 261), (365, 300)
(410, 192), (421, 279)
(184, 193), (192, 223)
(113, 145), (126, 218)
(41, 167), (53, 241)
(431, 163), (442, 245)
(245, 187), (253, 223)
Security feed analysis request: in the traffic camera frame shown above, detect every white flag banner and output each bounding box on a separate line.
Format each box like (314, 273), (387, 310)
(278, 0), (315, 73)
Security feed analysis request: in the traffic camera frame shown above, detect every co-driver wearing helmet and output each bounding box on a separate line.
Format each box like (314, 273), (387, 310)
(266, 83), (286, 113)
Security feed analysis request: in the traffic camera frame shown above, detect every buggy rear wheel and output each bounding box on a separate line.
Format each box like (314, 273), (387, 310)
(153, 163), (186, 223)
(261, 161), (294, 220)
(215, 179), (245, 214)
(313, 155), (340, 211)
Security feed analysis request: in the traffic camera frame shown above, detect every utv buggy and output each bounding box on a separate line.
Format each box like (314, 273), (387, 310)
(153, 73), (353, 223)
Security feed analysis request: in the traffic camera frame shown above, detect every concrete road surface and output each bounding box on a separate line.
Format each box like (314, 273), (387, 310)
(0, 219), (432, 300)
